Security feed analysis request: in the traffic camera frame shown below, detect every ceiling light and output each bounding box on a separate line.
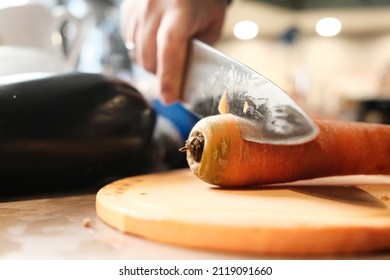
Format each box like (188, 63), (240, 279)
(316, 17), (342, 37)
(233, 20), (259, 40)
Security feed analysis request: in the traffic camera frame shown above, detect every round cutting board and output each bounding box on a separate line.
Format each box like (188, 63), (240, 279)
(96, 169), (390, 255)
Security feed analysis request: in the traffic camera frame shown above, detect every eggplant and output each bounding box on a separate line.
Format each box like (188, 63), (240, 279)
(0, 72), (156, 193)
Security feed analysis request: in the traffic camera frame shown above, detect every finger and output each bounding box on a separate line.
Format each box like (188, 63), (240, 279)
(119, 0), (131, 39)
(120, 0), (138, 41)
(156, 12), (189, 104)
(194, 15), (226, 45)
(137, 7), (161, 73)
(120, 1), (139, 62)
(138, 27), (158, 73)
(191, 1), (227, 45)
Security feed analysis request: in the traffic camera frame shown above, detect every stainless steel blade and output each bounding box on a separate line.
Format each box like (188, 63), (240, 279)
(182, 39), (319, 145)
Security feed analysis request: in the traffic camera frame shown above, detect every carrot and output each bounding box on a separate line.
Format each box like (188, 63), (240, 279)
(180, 114), (390, 187)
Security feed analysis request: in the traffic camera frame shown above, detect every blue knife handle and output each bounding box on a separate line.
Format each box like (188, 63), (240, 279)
(151, 99), (200, 140)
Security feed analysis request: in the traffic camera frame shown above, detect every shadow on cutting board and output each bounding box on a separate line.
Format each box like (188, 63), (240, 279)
(213, 184), (387, 209)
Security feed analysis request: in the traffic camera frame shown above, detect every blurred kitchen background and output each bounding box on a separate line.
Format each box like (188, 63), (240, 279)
(218, 0), (390, 122)
(1, 0), (390, 123)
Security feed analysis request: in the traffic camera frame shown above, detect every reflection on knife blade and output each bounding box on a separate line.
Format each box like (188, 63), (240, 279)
(182, 40), (319, 145)
(220, 86), (318, 144)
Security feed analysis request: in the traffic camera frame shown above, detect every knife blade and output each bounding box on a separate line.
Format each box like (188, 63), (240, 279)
(181, 39), (319, 145)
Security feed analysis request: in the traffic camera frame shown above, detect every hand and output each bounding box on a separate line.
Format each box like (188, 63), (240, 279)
(120, 0), (229, 104)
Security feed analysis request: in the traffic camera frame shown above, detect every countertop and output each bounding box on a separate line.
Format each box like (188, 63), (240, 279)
(0, 184), (254, 260)
(1, 176), (390, 260)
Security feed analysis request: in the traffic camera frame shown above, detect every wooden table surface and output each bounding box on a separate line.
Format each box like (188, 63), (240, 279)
(1, 173), (390, 260)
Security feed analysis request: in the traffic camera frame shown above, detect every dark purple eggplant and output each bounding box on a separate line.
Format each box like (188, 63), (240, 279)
(0, 72), (156, 193)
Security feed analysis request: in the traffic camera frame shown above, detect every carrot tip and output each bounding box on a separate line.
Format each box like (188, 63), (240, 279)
(178, 144), (188, 153)
(180, 132), (205, 162)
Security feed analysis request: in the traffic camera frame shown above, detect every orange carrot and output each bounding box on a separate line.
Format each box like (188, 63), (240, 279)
(180, 114), (390, 187)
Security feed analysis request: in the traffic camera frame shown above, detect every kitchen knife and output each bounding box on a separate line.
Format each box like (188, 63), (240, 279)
(127, 39), (318, 145)
(181, 39), (319, 145)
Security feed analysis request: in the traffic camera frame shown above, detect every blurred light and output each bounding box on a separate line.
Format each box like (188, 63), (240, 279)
(51, 31), (63, 47)
(63, 21), (78, 40)
(233, 20), (259, 40)
(67, 0), (88, 18)
(316, 17), (342, 37)
(0, 0), (29, 9)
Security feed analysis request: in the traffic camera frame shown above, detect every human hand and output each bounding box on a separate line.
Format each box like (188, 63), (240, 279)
(120, 0), (229, 104)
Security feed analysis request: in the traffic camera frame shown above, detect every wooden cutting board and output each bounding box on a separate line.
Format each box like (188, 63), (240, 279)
(96, 169), (390, 256)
